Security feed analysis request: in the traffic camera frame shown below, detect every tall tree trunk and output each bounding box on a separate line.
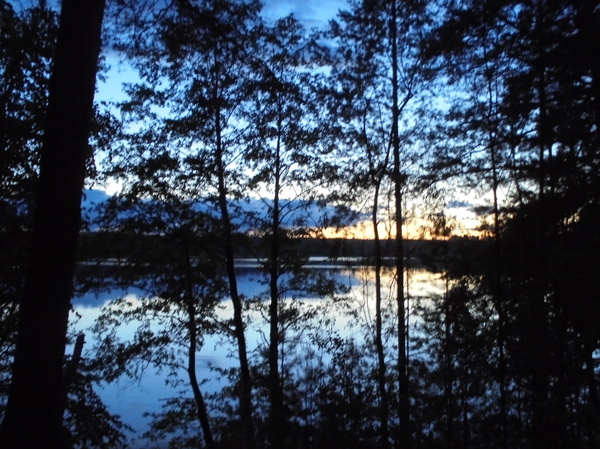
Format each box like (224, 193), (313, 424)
(214, 103), (255, 449)
(268, 111), (285, 449)
(530, 4), (553, 447)
(372, 176), (390, 449)
(0, 1), (104, 448)
(482, 40), (509, 449)
(363, 93), (391, 448)
(491, 144), (509, 449)
(390, 1), (410, 446)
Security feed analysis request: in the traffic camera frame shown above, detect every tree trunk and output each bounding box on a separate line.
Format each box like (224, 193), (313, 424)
(184, 240), (214, 447)
(60, 333), (85, 420)
(268, 112), (285, 449)
(214, 103), (255, 449)
(482, 40), (509, 449)
(372, 176), (390, 449)
(530, 5), (552, 447)
(0, 1), (104, 448)
(390, 1), (410, 446)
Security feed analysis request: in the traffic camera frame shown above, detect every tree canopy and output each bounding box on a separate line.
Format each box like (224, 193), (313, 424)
(1, 0), (599, 448)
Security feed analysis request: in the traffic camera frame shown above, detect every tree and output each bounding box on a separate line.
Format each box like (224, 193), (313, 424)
(0, 1), (56, 211)
(0, 0), (58, 406)
(326, 20), (394, 444)
(90, 192), (225, 448)
(240, 15), (338, 449)
(425, 1), (600, 447)
(62, 333), (131, 449)
(423, 13), (519, 446)
(102, 1), (266, 446)
(327, 1), (428, 445)
(0, 0), (105, 448)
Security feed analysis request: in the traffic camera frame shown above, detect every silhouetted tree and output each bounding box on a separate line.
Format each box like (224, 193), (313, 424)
(239, 15), (338, 449)
(426, 1), (600, 447)
(102, 1), (266, 446)
(90, 194), (224, 448)
(327, 1), (429, 445)
(0, 0), (105, 448)
(0, 0), (58, 405)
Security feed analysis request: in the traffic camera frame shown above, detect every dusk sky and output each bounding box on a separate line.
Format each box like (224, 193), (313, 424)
(97, 0), (349, 102)
(93, 0), (478, 232)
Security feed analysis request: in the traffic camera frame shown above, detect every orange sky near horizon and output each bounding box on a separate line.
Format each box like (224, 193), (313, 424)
(319, 206), (484, 240)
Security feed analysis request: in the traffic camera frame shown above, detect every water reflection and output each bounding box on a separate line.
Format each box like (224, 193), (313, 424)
(70, 262), (443, 443)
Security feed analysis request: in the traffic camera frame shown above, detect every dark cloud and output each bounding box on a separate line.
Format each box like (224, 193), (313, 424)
(447, 200), (472, 209)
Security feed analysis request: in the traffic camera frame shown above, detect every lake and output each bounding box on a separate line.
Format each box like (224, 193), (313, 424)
(70, 260), (444, 447)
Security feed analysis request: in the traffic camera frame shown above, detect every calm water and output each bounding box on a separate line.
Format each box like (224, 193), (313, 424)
(70, 261), (443, 445)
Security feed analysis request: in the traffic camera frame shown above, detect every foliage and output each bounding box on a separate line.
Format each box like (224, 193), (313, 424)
(64, 367), (132, 449)
(0, 1), (58, 398)
(2, 0), (600, 447)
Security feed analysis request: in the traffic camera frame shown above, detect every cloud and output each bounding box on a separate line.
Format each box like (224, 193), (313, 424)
(447, 200), (472, 209)
(81, 189), (363, 232)
(261, 0), (348, 29)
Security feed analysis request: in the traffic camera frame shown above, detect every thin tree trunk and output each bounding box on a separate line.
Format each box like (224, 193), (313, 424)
(363, 93), (391, 448)
(531, 5), (552, 447)
(0, 1), (104, 447)
(214, 102), (255, 449)
(188, 357), (214, 448)
(482, 40), (509, 449)
(268, 110), (285, 449)
(372, 177), (390, 449)
(390, 1), (410, 445)
(184, 240), (214, 447)
(491, 148), (509, 449)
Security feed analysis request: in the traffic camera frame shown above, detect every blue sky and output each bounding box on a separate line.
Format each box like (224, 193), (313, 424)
(96, 0), (349, 103)
(91, 0), (481, 234)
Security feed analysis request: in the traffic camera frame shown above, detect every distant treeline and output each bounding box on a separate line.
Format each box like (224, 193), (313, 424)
(77, 231), (481, 270)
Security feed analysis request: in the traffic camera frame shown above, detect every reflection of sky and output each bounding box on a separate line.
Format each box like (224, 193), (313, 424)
(70, 264), (442, 444)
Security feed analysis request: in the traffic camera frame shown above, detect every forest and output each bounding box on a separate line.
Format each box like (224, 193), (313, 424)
(1, 0), (599, 448)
